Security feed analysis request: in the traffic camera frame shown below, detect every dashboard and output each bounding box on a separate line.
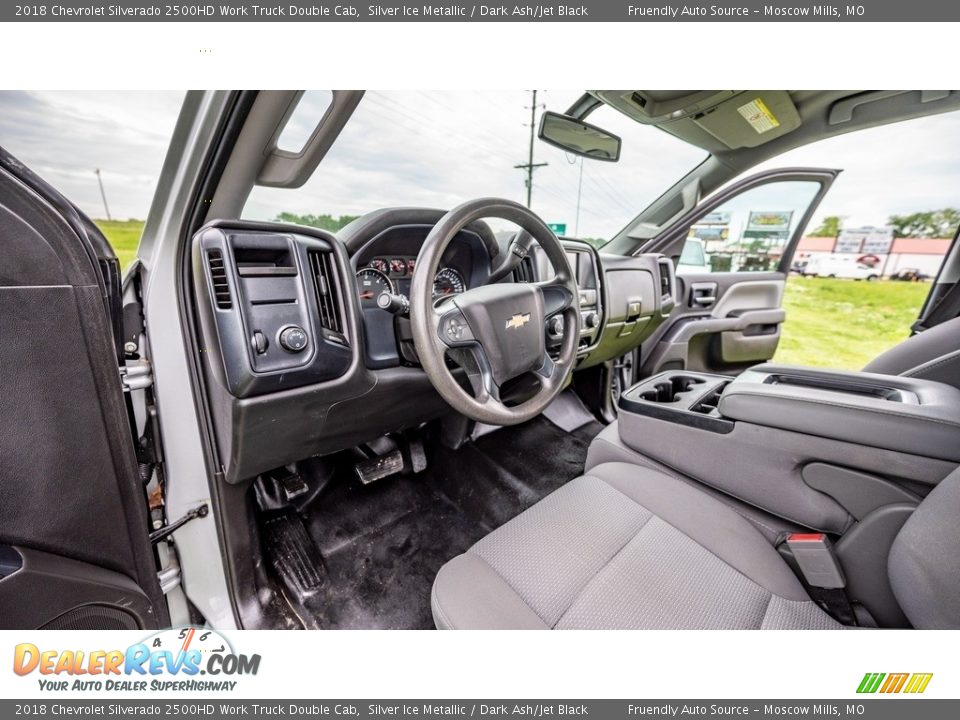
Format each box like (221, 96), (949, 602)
(191, 209), (675, 483)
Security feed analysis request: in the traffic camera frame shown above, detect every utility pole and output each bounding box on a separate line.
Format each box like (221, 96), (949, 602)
(574, 157), (584, 237)
(95, 168), (112, 221)
(514, 89), (548, 208)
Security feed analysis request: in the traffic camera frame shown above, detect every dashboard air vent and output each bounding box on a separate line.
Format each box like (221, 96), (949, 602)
(310, 251), (346, 341)
(657, 257), (674, 301)
(207, 249), (232, 309)
(513, 256), (536, 283)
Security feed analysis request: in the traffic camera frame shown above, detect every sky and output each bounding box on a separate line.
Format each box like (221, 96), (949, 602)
(1, 90), (959, 240)
(0, 91), (185, 223)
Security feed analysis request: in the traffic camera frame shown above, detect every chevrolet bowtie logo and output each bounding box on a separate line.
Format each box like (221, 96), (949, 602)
(505, 313), (531, 330)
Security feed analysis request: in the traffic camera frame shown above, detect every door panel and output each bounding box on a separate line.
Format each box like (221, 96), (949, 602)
(0, 147), (165, 629)
(639, 168), (838, 378)
(642, 272), (786, 376)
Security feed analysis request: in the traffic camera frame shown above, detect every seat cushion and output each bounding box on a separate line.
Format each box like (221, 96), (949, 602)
(432, 462), (842, 630)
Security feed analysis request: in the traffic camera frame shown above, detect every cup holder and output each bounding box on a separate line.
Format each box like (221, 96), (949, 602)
(637, 374), (706, 403)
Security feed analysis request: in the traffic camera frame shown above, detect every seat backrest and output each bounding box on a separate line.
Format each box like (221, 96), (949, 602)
(888, 467), (960, 628)
(863, 315), (960, 390)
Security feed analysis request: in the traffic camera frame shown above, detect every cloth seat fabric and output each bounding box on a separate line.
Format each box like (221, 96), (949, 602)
(864, 315), (960, 390)
(432, 462), (842, 630)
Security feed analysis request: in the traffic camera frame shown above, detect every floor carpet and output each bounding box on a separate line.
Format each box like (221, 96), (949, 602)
(286, 415), (604, 629)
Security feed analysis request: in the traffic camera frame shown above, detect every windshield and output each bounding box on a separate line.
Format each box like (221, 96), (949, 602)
(243, 91), (707, 245)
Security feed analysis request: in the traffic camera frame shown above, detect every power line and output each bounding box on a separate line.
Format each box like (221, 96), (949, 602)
(582, 163), (636, 211)
(514, 90), (548, 209)
(365, 93), (518, 165)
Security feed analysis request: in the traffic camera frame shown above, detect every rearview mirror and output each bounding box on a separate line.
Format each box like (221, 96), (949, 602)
(537, 111), (622, 162)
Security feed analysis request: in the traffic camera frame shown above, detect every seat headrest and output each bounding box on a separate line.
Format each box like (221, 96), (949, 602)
(888, 467), (960, 628)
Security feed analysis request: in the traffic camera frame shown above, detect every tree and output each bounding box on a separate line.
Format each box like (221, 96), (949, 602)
(273, 212), (359, 233)
(811, 216), (842, 237)
(888, 208), (960, 238)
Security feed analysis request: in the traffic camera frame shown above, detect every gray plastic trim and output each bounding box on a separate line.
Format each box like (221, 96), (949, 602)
(802, 463), (921, 521)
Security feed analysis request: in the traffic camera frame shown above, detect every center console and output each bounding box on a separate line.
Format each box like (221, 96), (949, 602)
(606, 363), (960, 627)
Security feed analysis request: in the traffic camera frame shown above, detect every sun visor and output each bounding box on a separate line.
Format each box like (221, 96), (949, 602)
(692, 91), (802, 149)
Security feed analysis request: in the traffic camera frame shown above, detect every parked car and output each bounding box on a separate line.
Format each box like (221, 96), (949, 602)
(677, 236), (709, 273)
(890, 267), (931, 282)
(802, 254), (880, 280)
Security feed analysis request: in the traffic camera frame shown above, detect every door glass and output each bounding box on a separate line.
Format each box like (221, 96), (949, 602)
(677, 180), (822, 274)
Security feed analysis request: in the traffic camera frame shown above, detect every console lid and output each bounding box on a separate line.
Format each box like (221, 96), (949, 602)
(719, 364), (960, 462)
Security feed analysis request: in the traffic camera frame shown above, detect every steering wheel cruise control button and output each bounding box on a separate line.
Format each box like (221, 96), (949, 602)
(278, 326), (309, 353)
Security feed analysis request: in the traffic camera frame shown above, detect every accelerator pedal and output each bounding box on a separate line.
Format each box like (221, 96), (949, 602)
(354, 450), (404, 485)
(262, 510), (325, 602)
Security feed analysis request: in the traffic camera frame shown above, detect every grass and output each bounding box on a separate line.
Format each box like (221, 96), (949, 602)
(774, 277), (929, 370)
(94, 219), (928, 373)
(94, 219), (144, 273)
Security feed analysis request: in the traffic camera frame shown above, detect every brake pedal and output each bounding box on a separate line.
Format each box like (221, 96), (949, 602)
(276, 469), (309, 501)
(354, 450), (404, 485)
(262, 511), (325, 602)
(408, 436), (427, 474)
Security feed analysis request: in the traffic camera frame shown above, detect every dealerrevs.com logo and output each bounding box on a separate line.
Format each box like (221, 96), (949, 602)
(13, 627), (261, 692)
(856, 673), (933, 694)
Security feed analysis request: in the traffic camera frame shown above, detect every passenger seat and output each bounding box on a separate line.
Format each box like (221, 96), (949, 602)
(864, 315), (960, 390)
(431, 462), (960, 629)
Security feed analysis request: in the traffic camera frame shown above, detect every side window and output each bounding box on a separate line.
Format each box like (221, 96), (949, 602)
(677, 180), (822, 274)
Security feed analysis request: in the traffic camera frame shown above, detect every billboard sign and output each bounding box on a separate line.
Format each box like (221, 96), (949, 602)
(835, 226), (895, 254)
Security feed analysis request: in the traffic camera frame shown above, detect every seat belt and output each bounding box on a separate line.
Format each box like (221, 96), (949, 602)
(911, 278), (960, 333)
(784, 533), (858, 626)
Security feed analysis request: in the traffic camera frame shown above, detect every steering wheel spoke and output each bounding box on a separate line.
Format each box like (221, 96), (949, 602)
(534, 351), (558, 381)
(465, 344), (502, 405)
(537, 279), (575, 317)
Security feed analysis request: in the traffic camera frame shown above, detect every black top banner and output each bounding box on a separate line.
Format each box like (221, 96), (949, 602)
(4, 0), (959, 22)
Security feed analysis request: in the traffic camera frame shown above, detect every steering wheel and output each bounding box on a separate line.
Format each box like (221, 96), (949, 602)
(410, 198), (581, 425)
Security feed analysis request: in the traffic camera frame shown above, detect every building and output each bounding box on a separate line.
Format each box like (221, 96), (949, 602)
(794, 236), (952, 277)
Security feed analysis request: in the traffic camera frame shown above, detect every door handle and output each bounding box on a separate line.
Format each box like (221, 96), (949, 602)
(688, 281), (718, 308)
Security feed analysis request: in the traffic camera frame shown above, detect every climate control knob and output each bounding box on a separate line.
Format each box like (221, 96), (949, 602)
(547, 315), (564, 335)
(585, 312), (600, 329)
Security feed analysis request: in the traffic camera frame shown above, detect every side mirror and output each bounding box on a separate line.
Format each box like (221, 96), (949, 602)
(537, 111), (622, 162)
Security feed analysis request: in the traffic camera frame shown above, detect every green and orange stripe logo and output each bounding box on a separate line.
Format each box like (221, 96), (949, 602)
(857, 672), (933, 694)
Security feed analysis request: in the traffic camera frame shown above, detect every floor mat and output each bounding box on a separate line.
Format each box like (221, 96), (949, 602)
(286, 415), (604, 629)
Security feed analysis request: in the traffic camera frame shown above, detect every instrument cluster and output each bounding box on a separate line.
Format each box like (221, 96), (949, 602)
(356, 255), (467, 309)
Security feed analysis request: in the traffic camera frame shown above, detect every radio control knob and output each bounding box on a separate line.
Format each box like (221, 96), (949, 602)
(585, 312), (600, 329)
(547, 316), (564, 335)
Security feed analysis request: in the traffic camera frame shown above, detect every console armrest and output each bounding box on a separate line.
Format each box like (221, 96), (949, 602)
(719, 364), (960, 462)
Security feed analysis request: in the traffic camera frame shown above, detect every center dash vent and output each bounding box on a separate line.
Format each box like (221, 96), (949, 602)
(513, 256), (536, 283)
(310, 251), (347, 343)
(657, 257), (675, 302)
(207, 249), (232, 309)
